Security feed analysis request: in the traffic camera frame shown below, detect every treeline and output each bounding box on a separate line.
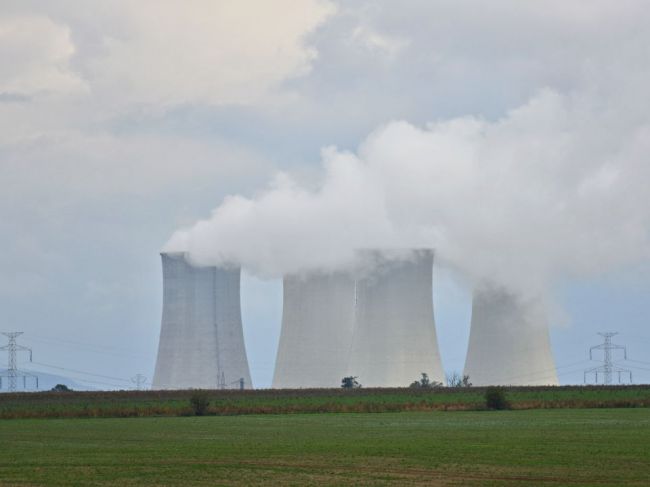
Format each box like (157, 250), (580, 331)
(0, 385), (649, 420)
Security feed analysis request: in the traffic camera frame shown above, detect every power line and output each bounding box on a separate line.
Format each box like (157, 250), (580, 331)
(616, 362), (650, 372)
(21, 335), (155, 361)
(624, 358), (650, 367)
(20, 367), (125, 390)
(30, 360), (132, 384)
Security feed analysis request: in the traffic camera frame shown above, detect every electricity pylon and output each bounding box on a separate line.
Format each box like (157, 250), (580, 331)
(584, 332), (632, 385)
(131, 373), (148, 390)
(0, 332), (38, 392)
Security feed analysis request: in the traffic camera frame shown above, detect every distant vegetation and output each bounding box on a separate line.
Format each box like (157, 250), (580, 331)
(409, 372), (443, 388)
(189, 390), (210, 416)
(0, 386), (649, 420)
(341, 376), (361, 388)
(446, 372), (472, 388)
(485, 387), (510, 410)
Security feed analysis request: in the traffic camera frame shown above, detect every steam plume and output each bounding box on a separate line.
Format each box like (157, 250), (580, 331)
(166, 88), (650, 295)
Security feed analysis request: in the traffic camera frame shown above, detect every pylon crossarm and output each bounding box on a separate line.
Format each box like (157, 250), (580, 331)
(611, 366), (632, 373)
(14, 345), (32, 360)
(18, 370), (38, 378)
(584, 365), (604, 373)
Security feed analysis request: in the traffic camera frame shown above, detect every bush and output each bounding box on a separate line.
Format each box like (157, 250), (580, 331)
(341, 376), (361, 389)
(189, 390), (210, 416)
(51, 384), (72, 392)
(409, 373), (443, 389)
(446, 372), (472, 388)
(485, 387), (509, 410)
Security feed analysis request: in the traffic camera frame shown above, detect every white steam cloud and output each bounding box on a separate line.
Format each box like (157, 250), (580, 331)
(166, 88), (650, 294)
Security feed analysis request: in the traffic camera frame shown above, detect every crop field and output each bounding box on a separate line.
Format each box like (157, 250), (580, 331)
(0, 409), (649, 486)
(0, 385), (649, 419)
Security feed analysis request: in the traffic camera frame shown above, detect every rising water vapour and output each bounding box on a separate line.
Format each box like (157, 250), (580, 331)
(165, 88), (650, 296)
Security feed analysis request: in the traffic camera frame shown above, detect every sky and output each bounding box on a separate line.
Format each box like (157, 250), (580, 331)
(1, 1), (649, 389)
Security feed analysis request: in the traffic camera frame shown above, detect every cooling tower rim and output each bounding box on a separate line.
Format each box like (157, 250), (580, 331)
(160, 251), (241, 271)
(160, 251), (187, 258)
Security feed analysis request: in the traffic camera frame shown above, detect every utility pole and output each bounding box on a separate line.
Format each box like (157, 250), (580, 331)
(0, 332), (38, 392)
(131, 373), (147, 390)
(584, 332), (632, 385)
(218, 371), (226, 390)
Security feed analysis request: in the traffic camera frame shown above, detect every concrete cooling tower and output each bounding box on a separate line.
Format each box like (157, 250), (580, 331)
(272, 271), (356, 388)
(152, 252), (252, 390)
(346, 249), (446, 387)
(463, 285), (558, 386)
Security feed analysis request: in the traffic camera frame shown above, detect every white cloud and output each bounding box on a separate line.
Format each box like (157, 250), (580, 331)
(1, 1), (335, 110)
(0, 15), (86, 97)
(350, 24), (408, 57)
(83, 0), (336, 107)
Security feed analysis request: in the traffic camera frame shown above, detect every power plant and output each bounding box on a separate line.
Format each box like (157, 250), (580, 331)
(273, 249), (445, 388)
(347, 249), (445, 387)
(273, 271), (356, 388)
(153, 251), (558, 389)
(152, 252), (252, 390)
(463, 285), (559, 386)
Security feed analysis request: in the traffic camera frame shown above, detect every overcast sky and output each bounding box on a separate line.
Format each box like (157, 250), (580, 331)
(1, 1), (649, 389)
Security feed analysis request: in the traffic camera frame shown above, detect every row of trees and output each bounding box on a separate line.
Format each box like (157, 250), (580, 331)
(340, 372), (472, 389)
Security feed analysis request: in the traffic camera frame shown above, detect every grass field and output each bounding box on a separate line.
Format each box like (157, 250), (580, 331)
(1, 409), (649, 486)
(1, 386), (649, 419)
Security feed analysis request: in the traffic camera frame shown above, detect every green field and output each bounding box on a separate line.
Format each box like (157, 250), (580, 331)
(1, 386), (649, 419)
(1, 409), (649, 486)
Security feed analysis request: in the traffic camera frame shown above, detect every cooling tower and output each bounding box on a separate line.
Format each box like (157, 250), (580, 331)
(272, 271), (356, 388)
(152, 252), (252, 390)
(346, 249), (445, 387)
(463, 285), (558, 386)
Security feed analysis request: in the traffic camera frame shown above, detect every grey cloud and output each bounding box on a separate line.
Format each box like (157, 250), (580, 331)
(0, 92), (30, 103)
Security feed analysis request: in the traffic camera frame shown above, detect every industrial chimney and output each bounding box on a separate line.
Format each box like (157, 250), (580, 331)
(152, 252), (252, 389)
(346, 249), (445, 387)
(463, 285), (558, 386)
(272, 271), (356, 388)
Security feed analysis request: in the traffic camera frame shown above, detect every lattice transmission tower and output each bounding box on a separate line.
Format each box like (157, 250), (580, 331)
(131, 373), (148, 390)
(584, 332), (632, 385)
(0, 332), (39, 392)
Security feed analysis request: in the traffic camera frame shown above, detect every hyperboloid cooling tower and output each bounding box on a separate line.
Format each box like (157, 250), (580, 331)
(463, 285), (558, 386)
(272, 272), (356, 388)
(346, 249), (446, 387)
(152, 252), (252, 390)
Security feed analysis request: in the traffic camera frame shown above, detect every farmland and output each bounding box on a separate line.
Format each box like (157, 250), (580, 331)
(1, 385), (649, 419)
(1, 409), (649, 486)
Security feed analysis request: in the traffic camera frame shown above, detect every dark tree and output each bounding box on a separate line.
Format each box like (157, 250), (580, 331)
(341, 376), (361, 389)
(485, 387), (509, 410)
(409, 373), (443, 388)
(51, 384), (71, 392)
(189, 390), (210, 415)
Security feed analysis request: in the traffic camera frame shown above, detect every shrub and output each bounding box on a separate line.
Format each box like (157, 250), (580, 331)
(189, 390), (210, 416)
(485, 387), (509, 410)
(51, 384), (72, 392)
(409, 373), (443, 389)
(341, 376), (361, 389)
(446, 372), (472, 388)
